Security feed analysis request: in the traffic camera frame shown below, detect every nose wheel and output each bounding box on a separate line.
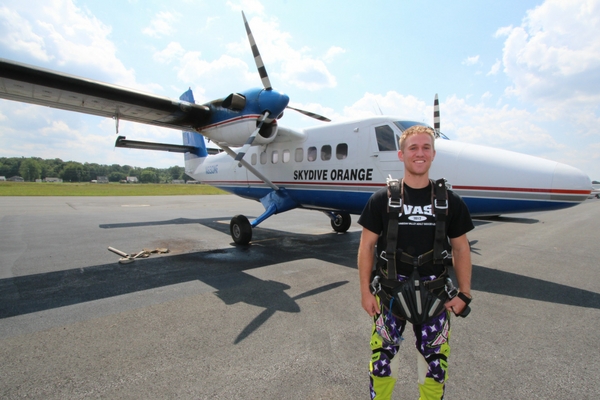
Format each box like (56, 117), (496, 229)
(330, 211), (351, 233)
(230, 214), (252, 245)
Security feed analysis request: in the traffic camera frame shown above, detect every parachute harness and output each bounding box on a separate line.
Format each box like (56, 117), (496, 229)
(371, 176), (467, 325)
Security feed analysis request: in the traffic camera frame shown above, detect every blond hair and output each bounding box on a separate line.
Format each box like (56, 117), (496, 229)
(398, 125), (435, 151)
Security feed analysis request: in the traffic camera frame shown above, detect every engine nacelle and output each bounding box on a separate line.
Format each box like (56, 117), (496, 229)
(199, 116), (278, 147)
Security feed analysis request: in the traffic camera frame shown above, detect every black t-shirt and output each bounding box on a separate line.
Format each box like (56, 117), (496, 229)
(358, 181), (474, 276)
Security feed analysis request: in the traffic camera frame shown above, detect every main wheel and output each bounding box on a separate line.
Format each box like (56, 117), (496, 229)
(330, 211), (351, 233)
(230, 215), (252, 245)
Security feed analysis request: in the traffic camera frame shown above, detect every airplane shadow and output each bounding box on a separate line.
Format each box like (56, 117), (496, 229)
(0, 218), (358, 344)
(2, 216), (598, 343)
(472, 215), (539, 227)
(469, 265), (600, 308)
(99, 217), (209, 229)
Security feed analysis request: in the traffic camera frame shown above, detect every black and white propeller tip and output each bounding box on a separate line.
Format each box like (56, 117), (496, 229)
(241, 11), (330, 123)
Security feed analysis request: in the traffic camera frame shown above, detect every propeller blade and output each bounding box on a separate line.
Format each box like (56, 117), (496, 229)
(432, 94), (449, 139)
(242, 11), (272, 90)
(433, 93), (441, 137)
(286, 106), (331, 122)
(235, 112), (269, 161)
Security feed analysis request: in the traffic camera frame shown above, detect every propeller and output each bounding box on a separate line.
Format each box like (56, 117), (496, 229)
(241, 11), (330, 122)
(235, 111), (269, 161)
(433, 94), (449, 140)
(286, 105), (331, 122)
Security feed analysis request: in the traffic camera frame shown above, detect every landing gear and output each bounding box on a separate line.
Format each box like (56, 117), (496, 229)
(330, 211), (351, 233)
(230, 214), (252, 245)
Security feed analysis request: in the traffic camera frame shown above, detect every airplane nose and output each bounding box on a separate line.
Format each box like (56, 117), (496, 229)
(551, 162), (591, 202)
(258, 89), (289, 117)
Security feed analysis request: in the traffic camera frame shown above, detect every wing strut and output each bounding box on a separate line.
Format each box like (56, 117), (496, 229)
(217, 144), (279, 191)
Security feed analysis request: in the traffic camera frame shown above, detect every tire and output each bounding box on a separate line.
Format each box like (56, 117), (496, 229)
(230, 215), (252, 245)
(330, 211), (351, 233)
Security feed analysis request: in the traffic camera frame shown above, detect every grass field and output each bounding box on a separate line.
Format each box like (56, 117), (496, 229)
(0, 182), (229, 196)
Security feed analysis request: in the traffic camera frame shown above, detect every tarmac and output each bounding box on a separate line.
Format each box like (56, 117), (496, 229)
(0, 194), (598, 399)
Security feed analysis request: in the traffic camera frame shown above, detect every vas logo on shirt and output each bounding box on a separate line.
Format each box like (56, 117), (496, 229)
(400, 204), (435, 224)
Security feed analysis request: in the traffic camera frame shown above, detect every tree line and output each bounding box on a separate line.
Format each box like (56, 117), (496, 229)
(0, 157), (188, 183)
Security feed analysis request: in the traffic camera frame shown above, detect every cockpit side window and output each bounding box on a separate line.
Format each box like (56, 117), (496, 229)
(375, 125), (398, 151)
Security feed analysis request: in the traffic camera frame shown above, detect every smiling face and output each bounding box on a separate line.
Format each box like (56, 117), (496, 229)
(398, 130), (436, 186)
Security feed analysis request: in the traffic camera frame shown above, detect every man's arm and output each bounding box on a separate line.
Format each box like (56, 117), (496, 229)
(358, 227), (381, 316)
(445, 233), (472, 315)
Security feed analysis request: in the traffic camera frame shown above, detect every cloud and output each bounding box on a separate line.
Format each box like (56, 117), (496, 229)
(0, 0), (138, 88)
(165, 12), (339, 96)
(500, 0), (600, 111)
(462, 55), (480, 66)
(174, 52), (255, 101)
(342, 92), (428, 122)
(142, 11), (180, 38)
(487, 59), (502, 76)
(280, 58), (337, 91)
(0, 6), (51, 62)
(323, 46), (346, 63)
(154, 42), (187, 64)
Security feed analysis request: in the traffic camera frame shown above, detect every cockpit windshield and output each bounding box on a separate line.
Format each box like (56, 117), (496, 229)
(393, 121), (429, 131)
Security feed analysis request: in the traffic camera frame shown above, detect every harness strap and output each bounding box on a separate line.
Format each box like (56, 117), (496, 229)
(377, 267), (448, 293)
(381, 177), (449, 278)
(433, 178), (449, 264)
(384, 177), (402, 279)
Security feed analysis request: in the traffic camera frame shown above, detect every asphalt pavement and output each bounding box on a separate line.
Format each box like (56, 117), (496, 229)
(1, 195), (598, 399)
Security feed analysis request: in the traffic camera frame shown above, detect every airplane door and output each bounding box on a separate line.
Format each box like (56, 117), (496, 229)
(370, 124), (403, 176)
(236, 153), (251, 188)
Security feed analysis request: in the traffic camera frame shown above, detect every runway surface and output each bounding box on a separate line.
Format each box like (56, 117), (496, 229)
(1, 195), (599, 399)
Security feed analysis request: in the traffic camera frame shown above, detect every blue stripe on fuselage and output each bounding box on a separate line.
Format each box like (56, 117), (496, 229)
(208, 185), (580, 217)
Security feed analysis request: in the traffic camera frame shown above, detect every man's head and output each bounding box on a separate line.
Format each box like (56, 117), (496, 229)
(398, 125), (435, 151)
(397, 125), (436, 182)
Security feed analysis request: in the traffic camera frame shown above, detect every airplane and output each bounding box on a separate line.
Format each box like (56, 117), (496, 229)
(0, 12), (592, 246)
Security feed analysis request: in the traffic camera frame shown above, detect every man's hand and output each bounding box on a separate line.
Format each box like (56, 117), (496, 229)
(362, 291), (381, 317)
(445, 295), (468, 316)
(358, 228), (381, 317)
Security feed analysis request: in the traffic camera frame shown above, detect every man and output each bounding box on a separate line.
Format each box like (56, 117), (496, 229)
(357, 125), (473, 399)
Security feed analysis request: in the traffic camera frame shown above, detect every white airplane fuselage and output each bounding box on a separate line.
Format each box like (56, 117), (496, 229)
(186, 116), (591, 217)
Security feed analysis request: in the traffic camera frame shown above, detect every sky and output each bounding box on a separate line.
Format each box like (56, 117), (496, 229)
(1, 0), (599, 180)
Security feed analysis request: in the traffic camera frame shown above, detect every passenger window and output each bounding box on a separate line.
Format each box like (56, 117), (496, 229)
(283, 150), (291, 163)
(260, 151), (267, 165)
(336, 143), (348, 159)
(272, 150), (279, 164)
(321, 145), (332, 161)
(307, 146), (317, 162)
(251, 153), (257, 165)
(295, 148), (303, 162)
(375, 125), (397, 151)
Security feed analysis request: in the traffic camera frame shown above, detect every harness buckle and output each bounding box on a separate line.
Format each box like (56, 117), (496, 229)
(388, 196), (402, 210)
(386, 176), (403, 211)
(413, 254), (423, 267)
(435, 198), (448, 210)
(370, 275), (381, 295)
(379, 250), (388, 262)
(445, 277), (458, 298)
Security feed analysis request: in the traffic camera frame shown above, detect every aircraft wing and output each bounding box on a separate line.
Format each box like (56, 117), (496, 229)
(0, 58), (211, 131)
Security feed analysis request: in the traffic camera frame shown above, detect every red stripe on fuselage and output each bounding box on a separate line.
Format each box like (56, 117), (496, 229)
(201, 180), (588, 195)
(202, 114), (261, 130)
(452, 185), (590, 195)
